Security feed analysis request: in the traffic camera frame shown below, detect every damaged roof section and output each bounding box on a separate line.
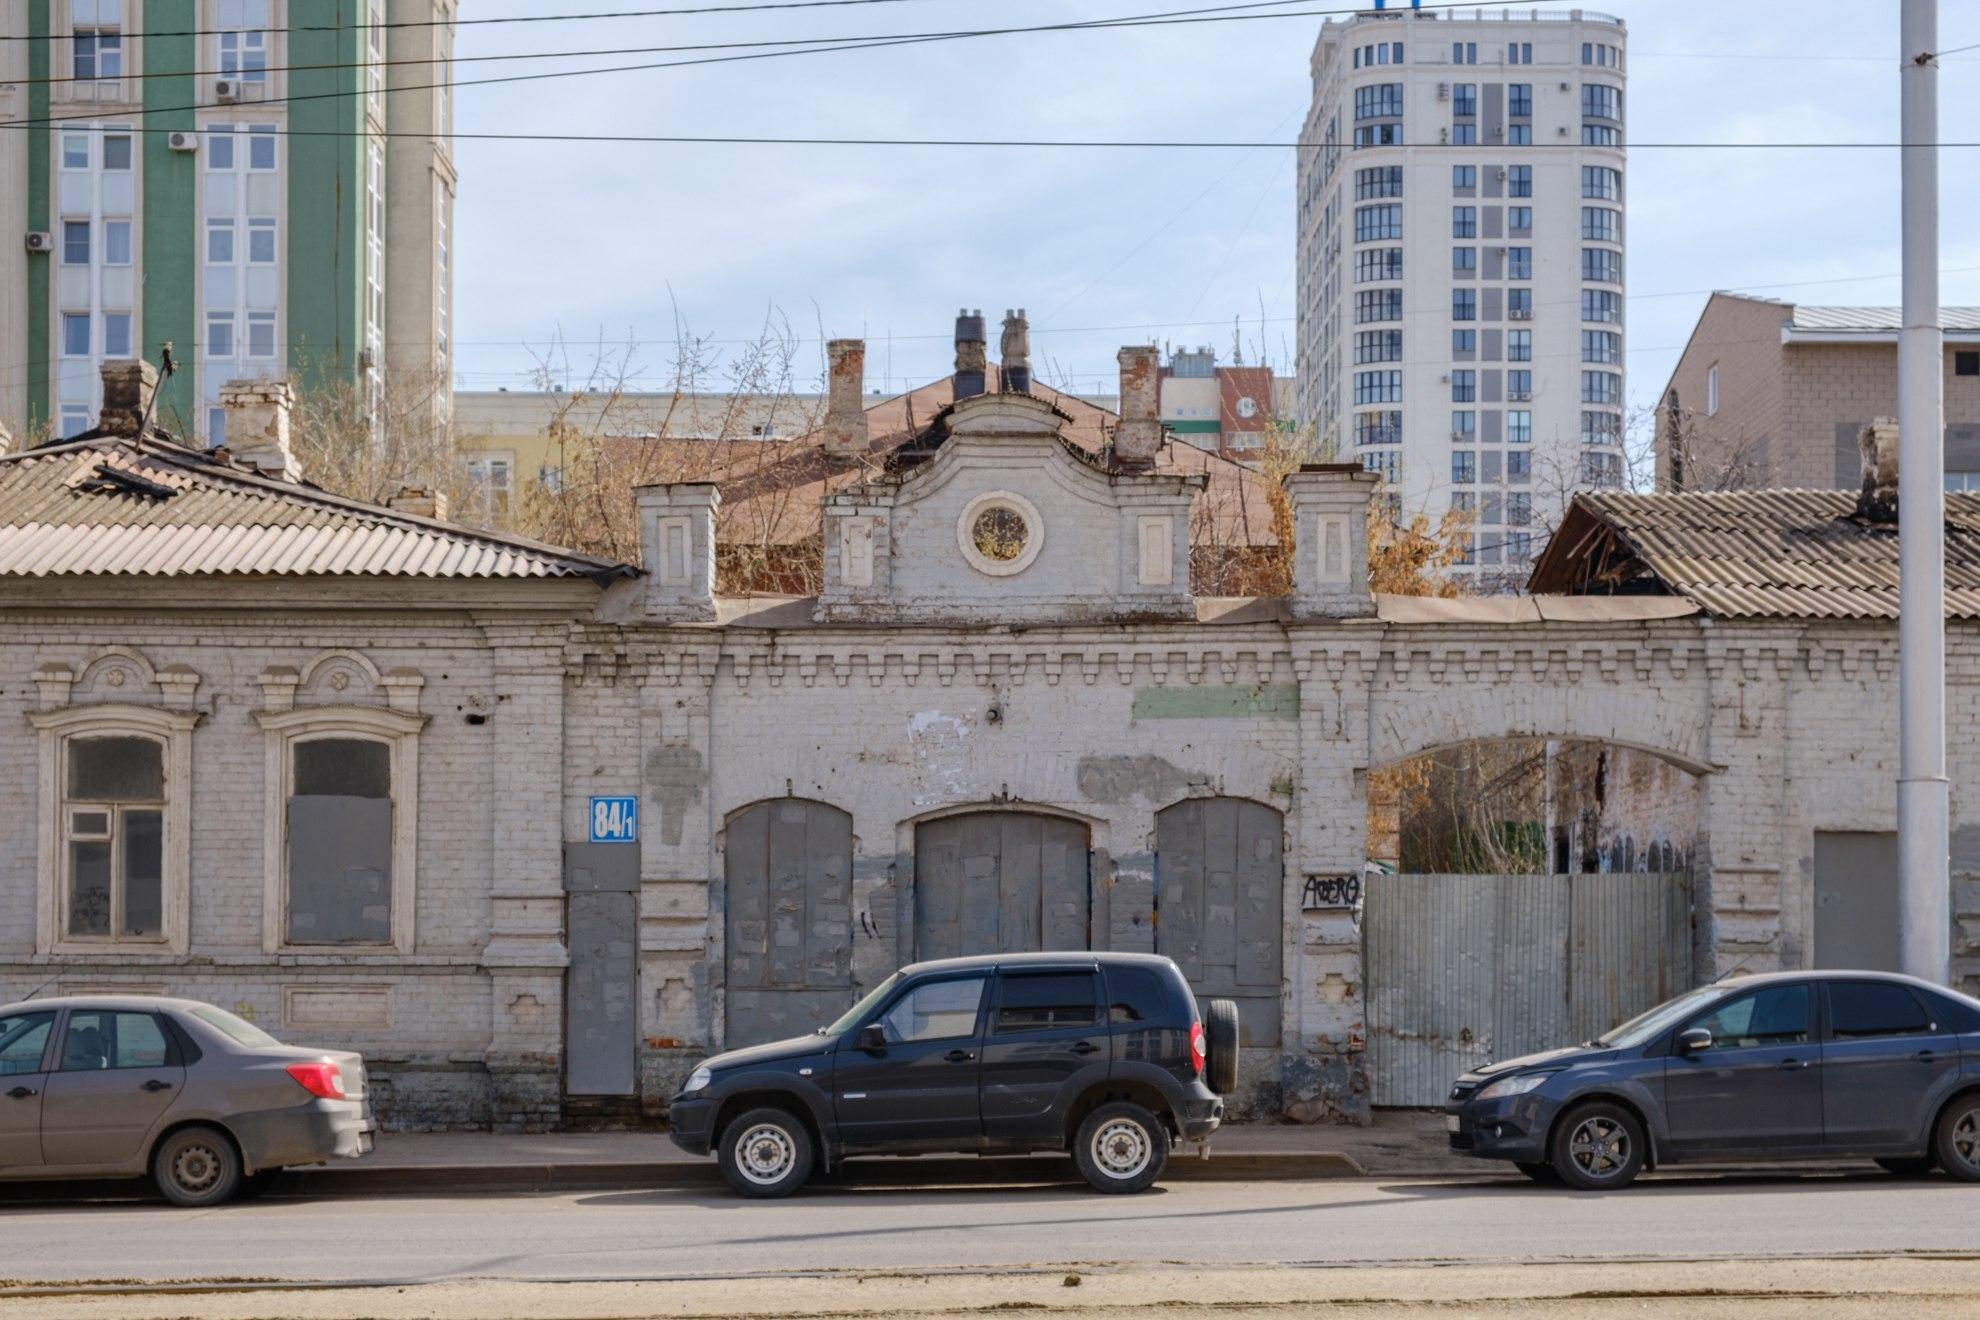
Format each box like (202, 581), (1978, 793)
(0, 436), (632, 583)
(1530, 488), (1980, 620)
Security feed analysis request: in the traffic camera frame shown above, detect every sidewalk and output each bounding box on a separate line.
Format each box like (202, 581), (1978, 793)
(290, 1111), (1472, 1194)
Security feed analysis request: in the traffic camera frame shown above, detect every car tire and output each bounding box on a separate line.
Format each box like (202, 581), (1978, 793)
(1514, 1161), (1559, 1183)
(1203, 999), (1241, 1096)
(1548, 1101), (1645, 1191)
(1874, 1156), (1937, 1178)
(718, 1106), (815, 1198)
(1073, 1101), (1170, 1194)
(1933, 1094), (1980, 1183)
(152, 1126), (244, 1208)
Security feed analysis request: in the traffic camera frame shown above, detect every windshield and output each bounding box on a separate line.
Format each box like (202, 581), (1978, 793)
(823, 974), (899, 1036)
(1597, 985), (1731, 1049)
(191, 1006), (283, 1049)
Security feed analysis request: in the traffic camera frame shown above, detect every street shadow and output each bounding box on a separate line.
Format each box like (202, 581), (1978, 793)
(1374, 1169), (1954, 1199)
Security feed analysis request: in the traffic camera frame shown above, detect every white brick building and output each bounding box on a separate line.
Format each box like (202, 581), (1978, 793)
(2, 355), (1973, 1127)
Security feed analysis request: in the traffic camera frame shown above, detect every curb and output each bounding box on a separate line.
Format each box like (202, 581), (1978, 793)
(284, 1149), (1370, 1195)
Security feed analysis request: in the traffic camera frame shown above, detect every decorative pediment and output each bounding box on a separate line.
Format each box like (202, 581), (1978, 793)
(816, 392), (1202, 625)
(36, 646), (202, 712)
(260, 650), (424, 714)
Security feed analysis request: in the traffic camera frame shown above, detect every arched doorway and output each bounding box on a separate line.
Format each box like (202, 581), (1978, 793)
(723, 798), (854, 1048)
(912, 811), (1090, 961)
(1153, 797), (1285, 1049)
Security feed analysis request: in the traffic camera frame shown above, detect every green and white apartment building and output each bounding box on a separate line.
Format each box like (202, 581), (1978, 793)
(0, 1), (457, 446)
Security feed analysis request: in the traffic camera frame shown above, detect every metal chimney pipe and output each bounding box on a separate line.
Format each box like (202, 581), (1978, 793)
(1898, 0), (1949, 983)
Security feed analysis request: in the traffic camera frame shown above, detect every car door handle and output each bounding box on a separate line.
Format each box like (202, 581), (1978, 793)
(142, 1079), (174, 1093)
(1779, 1059), (1812, 1070)
(6, 1086), (34, 1100)
(1916, 1050), (1938, 1064)
(944, 1049), (976, 1063)
(1071, 1041), (1102, 1055)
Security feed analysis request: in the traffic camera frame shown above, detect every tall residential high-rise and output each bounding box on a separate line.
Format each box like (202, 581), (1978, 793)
(0, 1), (457, 447)
(1295, 7), (1626, 577)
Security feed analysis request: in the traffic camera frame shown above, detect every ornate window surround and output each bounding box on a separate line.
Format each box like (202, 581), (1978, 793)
(956, 489), (1045, 577)
(254, 704), (427, 956)
(28, 703), (199, 957)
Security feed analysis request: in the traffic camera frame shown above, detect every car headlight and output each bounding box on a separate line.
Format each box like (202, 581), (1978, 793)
(684, 1065), (712, 1094)
(1476, 1071), (1555, 1102)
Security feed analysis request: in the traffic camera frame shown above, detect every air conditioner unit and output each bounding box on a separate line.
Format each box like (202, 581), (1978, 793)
(1510, 308), (1533, 320)
(24, 231), (53, 254)
(1493, 126), (1505, 138)
(1559, 81), (1572, 91)
(1496, 168), (1508, 180)
(1437, 82), (1451, 99)
(214, 78), (240, 103)
(167, 130), (198, 153)
(1439, 127), (1450, 143)
(1509, 390), (1532, 401)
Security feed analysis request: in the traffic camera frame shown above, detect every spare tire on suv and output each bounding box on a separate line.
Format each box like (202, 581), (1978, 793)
(1203, 998), (1241, 1095)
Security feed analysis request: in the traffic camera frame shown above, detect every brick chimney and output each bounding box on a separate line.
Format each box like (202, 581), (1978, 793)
(389, 485), (449, 520)
(1856, 416), (1900, 523)
(1114, 345), (1163, 466)
(97, 359), (159, 438)
(822, 338), (870, 456)
(221, 379), (303, 482)
(953, 309), (987, 401)
(1000, 308), (1031, 395)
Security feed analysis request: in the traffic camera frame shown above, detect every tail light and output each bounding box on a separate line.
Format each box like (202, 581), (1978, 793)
(286, 1061), (347, 1100)
(1188, 1021), (1206, 1076)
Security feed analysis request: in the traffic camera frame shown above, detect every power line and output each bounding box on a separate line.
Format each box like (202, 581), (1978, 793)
(0, 0), (958, 41)
(0, 0), (1560, 131)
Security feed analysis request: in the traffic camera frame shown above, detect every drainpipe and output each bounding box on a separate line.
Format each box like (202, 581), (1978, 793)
(1898, 0), (1949, 983)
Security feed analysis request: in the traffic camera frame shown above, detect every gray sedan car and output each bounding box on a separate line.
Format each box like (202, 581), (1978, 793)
(0, 995), (375, 1206)
(1446, 971), (1980, 1189)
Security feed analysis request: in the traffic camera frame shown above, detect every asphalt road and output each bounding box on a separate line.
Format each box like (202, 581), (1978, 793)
(0, 1172), (1976, 1287)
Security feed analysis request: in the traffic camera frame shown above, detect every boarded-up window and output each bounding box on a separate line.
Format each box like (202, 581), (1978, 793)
(63, 735), (164, 940)
(723, 799), (854, 1048)
(1154, 798), (1285, 1048)
(286, 738), (393, 945)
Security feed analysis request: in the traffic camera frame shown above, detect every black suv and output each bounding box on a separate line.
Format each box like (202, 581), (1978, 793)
(669, 952), (1238, 1196)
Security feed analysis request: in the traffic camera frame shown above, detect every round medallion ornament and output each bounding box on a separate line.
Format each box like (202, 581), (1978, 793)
(957, 491), (1045, 577)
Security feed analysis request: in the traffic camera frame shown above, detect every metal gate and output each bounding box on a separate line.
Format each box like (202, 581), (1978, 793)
(1365, 872), (1693, 1106)
(1154, 798), (1285, 1048)
(723, 799), (854, 1049)
(564, 843), (640, 1096)
(913, 812), (1090, 960)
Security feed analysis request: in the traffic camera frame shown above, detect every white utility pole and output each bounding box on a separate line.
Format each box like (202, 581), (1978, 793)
(1897, 0), (1949, 983)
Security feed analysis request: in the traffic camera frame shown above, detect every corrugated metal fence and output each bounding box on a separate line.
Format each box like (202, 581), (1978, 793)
(1365, 872), (1693, 1107)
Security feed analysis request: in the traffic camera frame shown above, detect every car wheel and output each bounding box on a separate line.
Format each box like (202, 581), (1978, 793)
(152, 1126), (244, 1208)
(1933, 1095), (1980, 1183)
(1203, 999), (1241, 1096)
(1874, 1156), (1937, 1178)
(1073, 1101), (1169, 1194)
(1514, 1161), (1559, 1183)
(718, 1107), (815, 1198)
(1548, 1102), (1645, 1191)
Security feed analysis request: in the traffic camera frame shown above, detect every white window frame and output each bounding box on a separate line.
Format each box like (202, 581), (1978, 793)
(29, 704), (197, 957)
(254, 706), (424, 955)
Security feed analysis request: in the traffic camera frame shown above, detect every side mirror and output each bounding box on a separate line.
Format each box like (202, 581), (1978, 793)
(1676, 1027), (1712, 1055)
(856, 1024), (887, 1054)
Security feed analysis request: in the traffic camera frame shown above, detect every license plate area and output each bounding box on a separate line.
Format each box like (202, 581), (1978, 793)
(1445, 1114), (1461, 1133)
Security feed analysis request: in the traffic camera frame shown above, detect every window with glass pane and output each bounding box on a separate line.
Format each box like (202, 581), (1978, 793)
(59, 1010), (171, 1071)
(0, 1012), (55, 1076)
(206, 218), (235, 264)
(996, 973), (1098, 1032)
(1451, 370), (1476, 402)
(247, 311), (277, 359)
(1451, 452), (1476, 484)
(104, 220), (131, 266)
(1688, 985), (1810, 1049)
(104, 312), (131, 357)
(1508, 370), (1532, 397)
(206, 311), (235, 358)
(103, 134), (132, 170)
(1452, 206), (1476, 238)
(249, 128), (277, 170)
(63, 735), (165, 940)
(63, 221), (90, 265)
(881, 976), (986, 1043)
(248, 218), (277, 264)
(1828, 981), (1932, 1039)
(1508, 206), (1532, 232)
(286, 738), (394, 945)
(1452, 165), (1475, 191)
(1509, 84), (1532, 117)
(1508, 411), (1533, 444)
(61, 314), (90, 358)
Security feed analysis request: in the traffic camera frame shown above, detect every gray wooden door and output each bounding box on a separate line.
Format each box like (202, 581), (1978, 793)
(1154, 798), (1285, 1048)
(564, 843), (640, 1097)
(1364, 872), (1692, 1106)
(913, 812), (1090, 961)
(723, 799), (854, 1049)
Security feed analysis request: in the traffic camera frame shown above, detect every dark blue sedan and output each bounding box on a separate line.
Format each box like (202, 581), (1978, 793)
(1446, 971), (1980, 1189)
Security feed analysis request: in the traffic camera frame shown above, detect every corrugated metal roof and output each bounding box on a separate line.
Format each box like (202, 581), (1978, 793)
(0, 438), (633, 582)
(1789, 305), (1980, 333)
(1538, 489), (1980, 620)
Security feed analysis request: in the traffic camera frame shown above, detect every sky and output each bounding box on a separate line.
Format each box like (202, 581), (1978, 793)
(450, 0), (1980, 418)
